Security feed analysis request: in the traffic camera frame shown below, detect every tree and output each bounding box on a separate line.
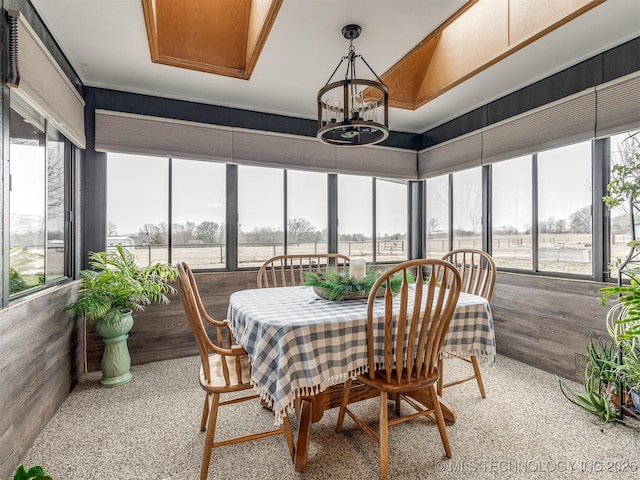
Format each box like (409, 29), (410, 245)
(569, 205), (592, 233)
(288, 217), (315, 243)
(195, 221), (224, 244)
(139, 224), (165, 244)
(428, 217), (440, 233)
(108, 222), (118, 236)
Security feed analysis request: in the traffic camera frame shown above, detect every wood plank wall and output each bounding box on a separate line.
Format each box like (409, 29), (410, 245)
(492, 272), (609, 381)
(85, 271), (257, 371)
(0, 283), (83, 480)
(86, 270), (611, 383)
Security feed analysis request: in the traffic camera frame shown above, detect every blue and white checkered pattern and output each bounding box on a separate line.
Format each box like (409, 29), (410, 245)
(227, 285), (495, 424)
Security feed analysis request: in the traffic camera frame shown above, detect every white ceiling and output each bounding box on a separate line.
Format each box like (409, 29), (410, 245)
(31, 0), (640, 134)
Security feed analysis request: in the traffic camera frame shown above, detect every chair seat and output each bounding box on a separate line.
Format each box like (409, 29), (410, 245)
(357, 369), (439, 393)
(199, 352), (253, 392)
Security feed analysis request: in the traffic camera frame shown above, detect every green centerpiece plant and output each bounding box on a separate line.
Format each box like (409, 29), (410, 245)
(304, 266), (414, 301)
(66, 245), (177, 387)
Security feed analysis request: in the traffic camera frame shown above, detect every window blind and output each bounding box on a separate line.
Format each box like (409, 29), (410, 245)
(9, 14), (86, 148)
(418, 131), (482, 179)
(595, 71), (640, 138)
(96, 110), (416, 178)
(481, 88), (596, 165)
(95, 110), (233, 162)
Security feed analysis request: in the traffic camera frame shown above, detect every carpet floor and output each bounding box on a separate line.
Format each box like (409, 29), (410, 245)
(21, 354), (640, 479)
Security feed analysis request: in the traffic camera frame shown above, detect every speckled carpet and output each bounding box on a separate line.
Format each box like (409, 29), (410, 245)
(21, 354), (640, 479)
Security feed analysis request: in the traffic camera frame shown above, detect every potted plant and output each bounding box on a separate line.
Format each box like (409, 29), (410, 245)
(559, 336), (619, 422)
(13, 465), (51, 480)
(66, 245), (177, 387)
(618, 341), (640, 411)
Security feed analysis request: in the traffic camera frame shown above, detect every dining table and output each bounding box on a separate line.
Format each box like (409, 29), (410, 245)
(227, 284), (496, 472)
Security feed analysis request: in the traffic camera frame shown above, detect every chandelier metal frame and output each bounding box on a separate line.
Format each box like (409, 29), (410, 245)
(317, 25), (389, 147)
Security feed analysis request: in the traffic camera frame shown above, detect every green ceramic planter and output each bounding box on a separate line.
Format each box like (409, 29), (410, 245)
(95, 311), (134, 387)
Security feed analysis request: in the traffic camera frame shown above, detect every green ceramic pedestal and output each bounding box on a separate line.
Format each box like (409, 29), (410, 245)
(95, 312), (134, 387)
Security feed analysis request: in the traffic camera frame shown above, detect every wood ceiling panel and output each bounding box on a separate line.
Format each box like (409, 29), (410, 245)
(156, 0), (249, 70)
(379, 0), (606, 111)
(142, 0), (282, 80)
(508, 0), (599, 46)
(382, 34), (441, 109)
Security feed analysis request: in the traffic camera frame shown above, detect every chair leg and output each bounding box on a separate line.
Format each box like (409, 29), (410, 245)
(395, 394), (401, 416)
(379, 391), (389, 480)
(336, 378), (353, 432)
(437, 355), (444, 396)
(200, 393), (210, 432)
(471, 355), (487, 398)
(282, 413), (296, 461)
(429, 385), (452, 458)
(200, 393), (220, 480)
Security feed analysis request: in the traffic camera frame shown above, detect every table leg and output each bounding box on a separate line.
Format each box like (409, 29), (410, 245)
(294, 398), (313, 472)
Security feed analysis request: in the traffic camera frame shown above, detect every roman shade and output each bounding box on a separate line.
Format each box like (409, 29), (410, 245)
(95, 110), (417, 179)
(418, 131), (482, 179)
(95, 110), (233, 162)
(595, 71), (640, 138)
(481, 88), (596, 165)
(8, 13), (86, 148)
(231, 129), (336, 172)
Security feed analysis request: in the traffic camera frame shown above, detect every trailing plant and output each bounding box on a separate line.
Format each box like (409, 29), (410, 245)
(65, 245), (177, 323)
(13, 465), (52, 480)
(304, 267), (414, 301)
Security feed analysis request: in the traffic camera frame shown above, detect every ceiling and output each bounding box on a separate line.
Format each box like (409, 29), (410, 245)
(31, 0), (640, 135)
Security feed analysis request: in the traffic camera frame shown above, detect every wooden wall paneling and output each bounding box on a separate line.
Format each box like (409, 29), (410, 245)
(491, 272), (608, 382)
(0, 283), (82, 480)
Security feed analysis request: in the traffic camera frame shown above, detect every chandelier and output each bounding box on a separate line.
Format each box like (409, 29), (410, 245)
(317, 25), (389, 147)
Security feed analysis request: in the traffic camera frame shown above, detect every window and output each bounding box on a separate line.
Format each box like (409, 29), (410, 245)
(172, 159), (226, 268)
(9, 93), (70, 296)
(238, 165), (284, 267)
(452, 167), (482, 250)
(338, 174), (373, 262)
(425, 175), (449, 259)
(375, 179), (407, 262)
(537, 141), (592, 275)
(287, 170), (327, 254)
(492, 156), (532, 269)
(609, 131), (640, 277)
(106, 153), (169, 266)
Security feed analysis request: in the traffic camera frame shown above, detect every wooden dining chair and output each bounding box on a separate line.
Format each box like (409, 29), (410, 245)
(257, 253), (350, 288)
(438, 249), (496, 398)
(335, 259), (462, 480)
(176, 261), (295, 480)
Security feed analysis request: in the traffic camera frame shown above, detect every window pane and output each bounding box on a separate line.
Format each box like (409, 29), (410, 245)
(107, 153), (169, 266)
(172, 159), (226, 269)
(453, 167), (482, 251)
(238, 165), (284, 267)
(492, 156), (532, 270)
(426, 175), (449, 259)
(609, 131), (640, 278)
(9, 96), (46, 294)
(376, 178), (407, 262)
(287, 170), (327, 254)
(46, 124), (66, 281)
(537, 141), (592, 275)
(338, 174), (373, 262)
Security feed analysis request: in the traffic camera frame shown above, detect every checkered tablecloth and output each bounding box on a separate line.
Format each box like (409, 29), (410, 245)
(227, 285), (495, 424)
